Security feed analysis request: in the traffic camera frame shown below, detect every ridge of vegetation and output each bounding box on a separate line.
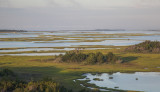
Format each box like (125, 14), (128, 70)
(125, 40), (160, 53)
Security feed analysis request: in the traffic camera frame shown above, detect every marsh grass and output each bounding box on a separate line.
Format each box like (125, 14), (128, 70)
(0, 50), (160, 90)
(0, 43), (160, 92)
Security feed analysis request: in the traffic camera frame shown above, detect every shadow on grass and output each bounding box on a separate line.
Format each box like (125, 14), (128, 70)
(0, 66), (86, 92)
(122, 56), (139, 63)
(0, 66), (62, 81)
(0, 62), (12, 65)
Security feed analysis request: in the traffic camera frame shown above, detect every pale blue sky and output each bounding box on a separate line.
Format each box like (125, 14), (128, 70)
(0, 0), (160, 30)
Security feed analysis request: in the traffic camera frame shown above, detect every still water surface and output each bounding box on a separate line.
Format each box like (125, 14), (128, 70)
(79, 72), (160, 92)
(0, 30), (160, 56)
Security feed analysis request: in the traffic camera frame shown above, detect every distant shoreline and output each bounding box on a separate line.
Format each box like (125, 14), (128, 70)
(0, 30), (27, 33)
(0, 29), (126, 32)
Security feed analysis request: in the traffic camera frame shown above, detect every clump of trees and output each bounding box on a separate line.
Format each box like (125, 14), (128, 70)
(0, 69), (102, 92)
(59, 51), (121, 64)
(125, 40), (160, 53)
(0, 69), (73, 92)
(0, 80), (74, 92)
(0, 80), (73, 92)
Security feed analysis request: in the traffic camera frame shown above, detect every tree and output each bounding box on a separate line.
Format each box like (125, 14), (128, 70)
(85, 53), (97, 64)
(107, 52), (118, 63)
(96, 52), (105, 63)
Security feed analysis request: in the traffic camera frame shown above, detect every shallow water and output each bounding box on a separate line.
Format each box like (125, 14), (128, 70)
(0, 52), (65, 56)
(128, 35), (160, 41)
(79, 72), (160, 92)
(101, 30), (160, 34)
(33, 40), (77, 43)
(0, 40), (142, 48)
(0, 32), (39, 38)
(0, 48), (55, 52)
(0, 48), (76, 53)
(0, 30), (160, 49)
(0, 48), (115, 54)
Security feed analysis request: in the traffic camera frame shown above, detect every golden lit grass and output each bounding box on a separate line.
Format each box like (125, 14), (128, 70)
(0, 49), (160, 92)
(1, 48), (160, 73)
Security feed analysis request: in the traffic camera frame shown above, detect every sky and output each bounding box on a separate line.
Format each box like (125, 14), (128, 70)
(0, 0), (160, 30)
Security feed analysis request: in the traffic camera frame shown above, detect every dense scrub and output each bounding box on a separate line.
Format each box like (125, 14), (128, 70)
(58, 51), (122, 64)
(0, 69), (72, 92)
(0, 68), (15, 77)
(0, 69), (100, 92)
(125, 40), (160, 53)
(0, 80), (73, 92)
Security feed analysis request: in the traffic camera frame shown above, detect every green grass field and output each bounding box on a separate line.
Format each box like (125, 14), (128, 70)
(0, 48), (160, 92)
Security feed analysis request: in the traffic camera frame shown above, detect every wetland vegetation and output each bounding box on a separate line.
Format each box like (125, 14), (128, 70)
(0, 30), (160, 92)
(125, 40), (160, 53)
(58, 51), (121, 64)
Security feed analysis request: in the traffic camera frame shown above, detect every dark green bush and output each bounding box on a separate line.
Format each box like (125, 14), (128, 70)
(0, 68), (15, 77)
(107, 52), (119, 63)
(0, 69), (100, 92)
(0, 80), (73, 92)
(60, 51), (120, 64)
(125, 40), (160, 53)
(0, 69), (72, 92)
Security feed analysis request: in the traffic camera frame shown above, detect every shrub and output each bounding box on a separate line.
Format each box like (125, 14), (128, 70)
(96, 52), (106, 63)
(0, 69), (98, 92)
(125, 40), (160, 53)
(59, 51), (120, 64)
(0, 68), (15, 77)
(85, 53), (97, 64)
(107, 52), (118, 63)
(0, 80), (73, 92)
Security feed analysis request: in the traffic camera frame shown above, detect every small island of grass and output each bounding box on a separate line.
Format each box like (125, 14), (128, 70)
(93, 78), (103, 81)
